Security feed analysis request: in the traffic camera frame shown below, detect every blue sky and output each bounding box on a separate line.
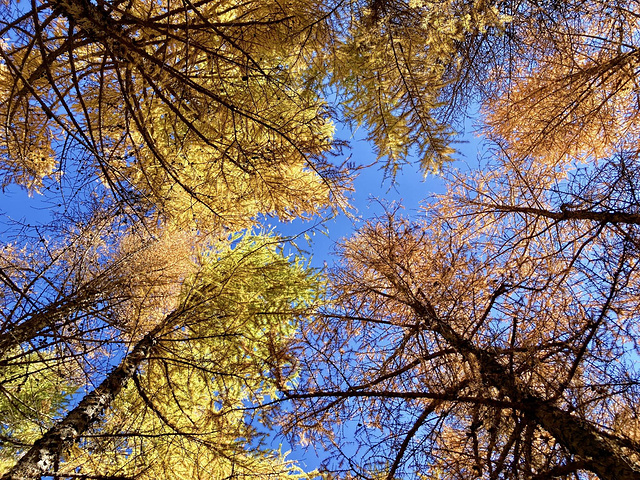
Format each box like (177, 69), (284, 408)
(0, 118), (484, 262)
(0, 112), (485, 478)
(269, 123), (485, 472)
(274, 121), (484, 272)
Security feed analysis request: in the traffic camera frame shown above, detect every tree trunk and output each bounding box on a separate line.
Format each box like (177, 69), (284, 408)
(1, 320), (166, 480)
(410, 299), (640, 480)
(0, 288), (100, 359)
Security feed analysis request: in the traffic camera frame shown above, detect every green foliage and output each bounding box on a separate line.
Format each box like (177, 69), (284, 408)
(58, 233), (322, 479)
(0, 350), (77, 471)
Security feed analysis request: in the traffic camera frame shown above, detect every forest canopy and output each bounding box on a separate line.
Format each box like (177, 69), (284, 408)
(1, 0), (640, 479)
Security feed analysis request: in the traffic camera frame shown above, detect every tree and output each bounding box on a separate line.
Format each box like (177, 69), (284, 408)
(0, 0), (350, 232)
(0, 0), (515, 217)
(274, 3), (640, 477)
(310, 0), (507, 174)
(0, 0), (516, 472)
(2, 233), (321, 479)
(0, 349), (77, 473)
(0, 0), (351, 474)
(283, 152), (640, 479)
(481, 0), (640, 166)
(0, 207), (200, 375)
(4, 0), (640, 479)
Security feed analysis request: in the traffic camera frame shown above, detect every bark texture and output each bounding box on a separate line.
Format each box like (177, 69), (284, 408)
(411, 299), (640, 480)
(1, 321), (164, 480)
(0, 288), (101, 359)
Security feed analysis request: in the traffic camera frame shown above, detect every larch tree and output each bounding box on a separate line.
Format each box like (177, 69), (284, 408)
(277, 3), (640, 479)
(1, 233), (322, 479)
(284, 156), (640, 479)
(480, 0), (640, 165)
(4, 0), (639, 479)
(0, 0), (511, 218)
(0, 0), (512, 474)
(0, 0), (347, 230)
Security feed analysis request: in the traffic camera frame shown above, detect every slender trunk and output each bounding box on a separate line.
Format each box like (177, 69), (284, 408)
(0, 290), (100, 359)
(1, 320), (166, 480)
(410, 300), (640, 480)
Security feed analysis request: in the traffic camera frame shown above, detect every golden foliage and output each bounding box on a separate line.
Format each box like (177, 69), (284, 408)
(0, 0), (347, 230)
(56, 234), (321, 479)
(483, 1), (640, 166)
